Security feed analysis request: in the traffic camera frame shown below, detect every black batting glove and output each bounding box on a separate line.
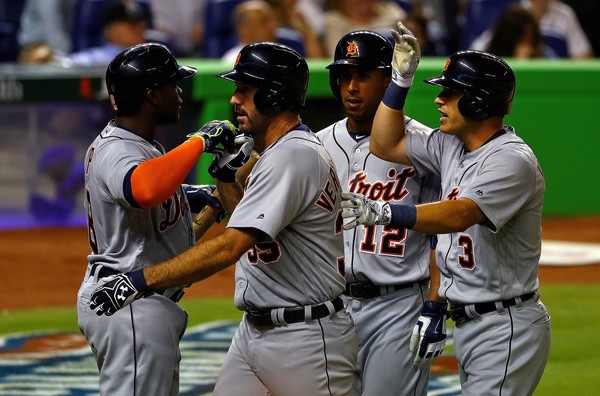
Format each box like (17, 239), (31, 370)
(182, 184), (222, 213)
(89, 269), (148, 316)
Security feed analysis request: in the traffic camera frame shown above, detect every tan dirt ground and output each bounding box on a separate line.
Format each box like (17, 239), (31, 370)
(1, 216), (599, 310)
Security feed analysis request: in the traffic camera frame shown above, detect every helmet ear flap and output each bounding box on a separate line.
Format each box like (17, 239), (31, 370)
(329, 74), (341, 100)
(254, 85), (283, 115)
(458, 93), (489, 121)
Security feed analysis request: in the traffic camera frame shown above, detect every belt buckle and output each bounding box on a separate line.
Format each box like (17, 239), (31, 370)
(246, 310), (273, 329)
(347, 283), (364, 299)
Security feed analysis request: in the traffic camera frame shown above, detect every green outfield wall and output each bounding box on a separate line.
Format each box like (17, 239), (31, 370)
(186, 58), (600, 216)
(0, 59), (598, 215)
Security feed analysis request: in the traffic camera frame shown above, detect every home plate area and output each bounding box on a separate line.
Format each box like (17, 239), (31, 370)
(0, 321), (460, 395)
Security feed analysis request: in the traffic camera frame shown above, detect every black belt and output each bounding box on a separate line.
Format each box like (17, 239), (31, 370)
(448, 292), (537, 324)
(89, 264), (184, 303)
(245, 296), (345, 329)
(343, 280), (420, 299)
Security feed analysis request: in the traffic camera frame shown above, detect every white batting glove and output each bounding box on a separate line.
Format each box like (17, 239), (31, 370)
(409, 301), (448, 369)
(208, 134), (254, 182)
(390, 22), (421, 88)
(340, 191), (391, 230)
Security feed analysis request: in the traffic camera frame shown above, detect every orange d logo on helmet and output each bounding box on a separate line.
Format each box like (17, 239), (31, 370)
(442, 58), (451, 72)
(346, 41), (359, 57)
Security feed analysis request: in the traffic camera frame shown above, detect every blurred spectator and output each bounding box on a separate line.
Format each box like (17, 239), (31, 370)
(221, 0), (278, 64)
(221, 0), (314, 64)
(563, 0), (600, 57)
(470, 4), (554, 58)
(266, 0), (325, 58)
(62, 1), (148, 67)
(402, 11), (446, 56)
(146, 0), (207, 56)
(17, 0), (77, 63)
(322, 0), (406, 57)
(296, 0), (327, 37)
(524, 0), (593, 58)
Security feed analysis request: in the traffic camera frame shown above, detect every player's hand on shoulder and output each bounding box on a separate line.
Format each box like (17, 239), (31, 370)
(182, 184), (223, 213)
(409, 300), (448, 369)
(209, 134), (254, 183)
(390, 21), (421, 85)
(187, 120), (238, 153)
(340, 191), (391, 230)
(89, 270), (148, 316)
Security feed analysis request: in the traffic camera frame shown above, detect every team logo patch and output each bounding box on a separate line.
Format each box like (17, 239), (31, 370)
(346, 40), (359, 57)
(0, 323), (460, 395)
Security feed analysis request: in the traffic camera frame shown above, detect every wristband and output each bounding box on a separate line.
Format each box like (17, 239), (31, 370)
(129, 268), (149, 291)
(391, 69), (414, 88)
(382, 82), (410, 110)
(389, 204), (417, 229)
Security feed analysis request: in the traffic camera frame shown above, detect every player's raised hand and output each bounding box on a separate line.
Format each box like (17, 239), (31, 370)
(187, 120), (237, 153)
(340, 191), (392, 230)
(409, 300), (448, 369)
(89, 270), (148, 316)
(209, 134), (254, 183)
(390, 21), (421, 86)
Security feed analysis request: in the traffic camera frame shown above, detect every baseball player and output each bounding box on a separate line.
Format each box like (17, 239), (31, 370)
(88, 42), (358, 396)
(341, 23), (552, 395)
(76, 42), (239, 395)
(315, 30), (442, 396)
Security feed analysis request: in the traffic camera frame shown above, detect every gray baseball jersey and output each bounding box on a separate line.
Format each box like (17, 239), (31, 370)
(214, 125), (358, 396)
(317, 117), (440, 396)
(317, 117), (440, 284)
(228, 126), (346, 309)
(406, 125), (544, 304)
(77, 121), (193, 395)
(406, 125), (551, 395)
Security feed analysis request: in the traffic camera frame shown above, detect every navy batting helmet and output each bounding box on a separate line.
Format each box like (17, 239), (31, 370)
(424, 50), (516, 121)
(106, 43), (196, 116)
(327, 30), (393, 99)
(216, 42), (309, 115)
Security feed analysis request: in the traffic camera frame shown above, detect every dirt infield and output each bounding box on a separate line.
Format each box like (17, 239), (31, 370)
(1, 216), (599, 310)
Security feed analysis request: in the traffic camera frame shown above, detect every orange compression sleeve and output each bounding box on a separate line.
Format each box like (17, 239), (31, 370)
(130, 138), (205, 208)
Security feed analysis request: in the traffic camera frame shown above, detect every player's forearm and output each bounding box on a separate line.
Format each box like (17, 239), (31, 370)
(131, 139), (204, 208)
(412, 199), (485, 234)
(370, 97), (410, 165)
(143, 228), (255, 289)
(216, 179), (243, 215)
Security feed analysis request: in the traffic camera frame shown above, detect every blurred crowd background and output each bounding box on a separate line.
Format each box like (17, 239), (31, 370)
(1, 0), (598, 67)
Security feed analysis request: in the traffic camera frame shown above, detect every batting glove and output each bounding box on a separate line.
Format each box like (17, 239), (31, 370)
(340, 191), (391, 230)
(208, 134), (254, 183)
(187, 120), (237, 153)
(409, 300), (448, 369)
(182, 184), (222, 214)
(89, 269), (148, 316)
(390, 21), (421, 88)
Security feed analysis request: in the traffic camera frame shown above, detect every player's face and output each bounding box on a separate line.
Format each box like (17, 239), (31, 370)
(434, 88), (470, 136)
(339, 68), (390, 130)
(230, 83), (270, 136)
(153, 82), (183, 125)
